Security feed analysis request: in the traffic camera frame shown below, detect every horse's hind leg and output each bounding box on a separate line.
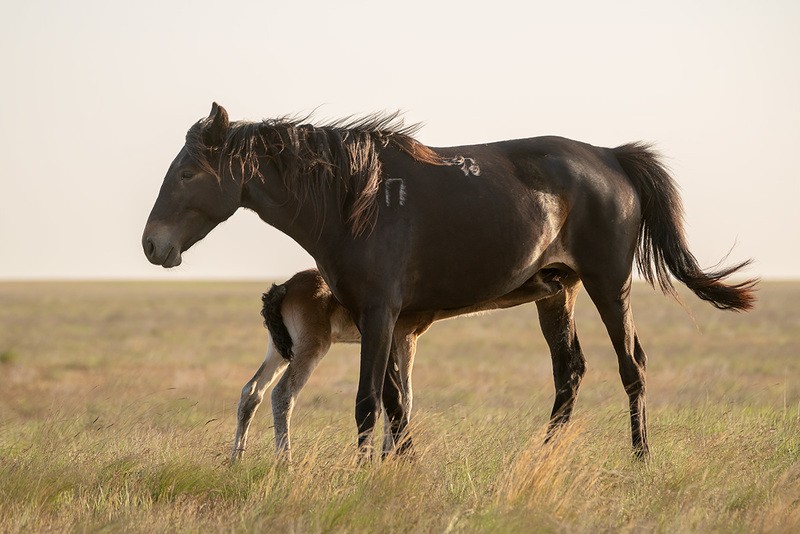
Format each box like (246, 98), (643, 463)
(583, 273), (649, 458)
(231, 342), (289, 463)
(536, 276), (586, 441)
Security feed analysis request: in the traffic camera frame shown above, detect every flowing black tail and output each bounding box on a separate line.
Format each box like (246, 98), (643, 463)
(613, 142), (758, 311)
(261, 283), (294, 360)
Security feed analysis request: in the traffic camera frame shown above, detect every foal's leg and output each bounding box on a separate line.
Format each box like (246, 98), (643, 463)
(583, 274), (649, 457)
(271, 338), (331, 461)
(536, 277), (587, 441)
(381, 331), (419, 456)
(231, 342), (289, 462)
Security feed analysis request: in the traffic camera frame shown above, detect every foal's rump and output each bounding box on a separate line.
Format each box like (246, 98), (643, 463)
(261, 269), (360, 363)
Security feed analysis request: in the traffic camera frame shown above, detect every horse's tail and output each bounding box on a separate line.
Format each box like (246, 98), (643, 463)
(261, 283), (294, 360)
(612, 142), (758, 311)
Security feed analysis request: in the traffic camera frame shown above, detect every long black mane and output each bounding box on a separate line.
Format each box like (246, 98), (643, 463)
(185, 112), (444, 236)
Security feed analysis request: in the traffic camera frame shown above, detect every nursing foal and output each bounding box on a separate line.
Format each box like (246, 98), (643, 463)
(232, 268), (564, 462)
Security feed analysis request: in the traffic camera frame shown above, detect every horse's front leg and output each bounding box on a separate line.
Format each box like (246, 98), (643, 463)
(355, 306), (399, 457)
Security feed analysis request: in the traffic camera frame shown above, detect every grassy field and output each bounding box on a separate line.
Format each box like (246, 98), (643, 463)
(0, 280), (798, 532)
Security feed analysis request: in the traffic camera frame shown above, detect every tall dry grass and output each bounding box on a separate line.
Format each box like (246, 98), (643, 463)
(0, 281), (798, 532)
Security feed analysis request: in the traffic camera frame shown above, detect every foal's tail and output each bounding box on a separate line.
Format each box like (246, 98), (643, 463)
(261, 283), (294, 360)
(612, 142), (758, 311)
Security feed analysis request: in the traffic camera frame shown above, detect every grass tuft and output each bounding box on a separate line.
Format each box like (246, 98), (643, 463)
(0, 349), (17, 365)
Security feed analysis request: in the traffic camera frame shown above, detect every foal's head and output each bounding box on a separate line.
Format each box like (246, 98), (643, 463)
(142, 103), (240, 267)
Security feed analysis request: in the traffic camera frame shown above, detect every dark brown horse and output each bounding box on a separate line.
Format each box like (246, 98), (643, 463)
(143, 103), (756, 457)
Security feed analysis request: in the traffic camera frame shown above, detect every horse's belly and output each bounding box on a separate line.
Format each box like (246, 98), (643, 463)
(402, 229), (556, 311)
(401, 193), (564, 310)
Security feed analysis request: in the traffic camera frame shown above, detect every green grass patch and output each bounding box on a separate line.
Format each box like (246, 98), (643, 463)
(0, 349), (17, 365)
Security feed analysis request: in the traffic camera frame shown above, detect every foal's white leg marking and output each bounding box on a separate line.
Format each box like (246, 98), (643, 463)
(231, 340), (289, 462)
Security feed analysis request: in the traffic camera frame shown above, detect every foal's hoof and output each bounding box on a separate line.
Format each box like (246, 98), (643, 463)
(228, 449), (245, 466)
(356, 445), (375, 465)
(275, 449), (293, 464)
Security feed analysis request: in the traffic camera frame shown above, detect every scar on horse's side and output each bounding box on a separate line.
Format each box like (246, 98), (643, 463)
(231, 267), (566, 462)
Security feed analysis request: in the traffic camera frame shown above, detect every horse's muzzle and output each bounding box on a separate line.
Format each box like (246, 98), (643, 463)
(142, 233), (182, 268)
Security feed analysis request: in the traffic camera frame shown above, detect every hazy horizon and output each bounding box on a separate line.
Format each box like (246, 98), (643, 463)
(2, 1), (798, 281)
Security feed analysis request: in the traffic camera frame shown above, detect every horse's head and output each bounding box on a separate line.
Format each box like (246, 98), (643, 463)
(142, 103), (242, 267)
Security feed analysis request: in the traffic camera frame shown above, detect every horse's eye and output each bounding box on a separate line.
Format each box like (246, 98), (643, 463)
(181, 170), (196, 180)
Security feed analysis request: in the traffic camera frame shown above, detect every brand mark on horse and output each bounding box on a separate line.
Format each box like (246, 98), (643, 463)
(445, 155), (481, 176)
(385, 178), (407, 207)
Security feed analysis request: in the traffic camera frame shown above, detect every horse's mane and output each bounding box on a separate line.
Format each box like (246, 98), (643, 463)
(185, 111), (444, 236)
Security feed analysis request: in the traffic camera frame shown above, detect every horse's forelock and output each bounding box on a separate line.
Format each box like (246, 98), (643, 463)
(184, 120), (219, 178)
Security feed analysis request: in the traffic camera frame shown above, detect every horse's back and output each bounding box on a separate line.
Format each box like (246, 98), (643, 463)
(322, 135), (642, 312)
(378, 136), (639, 309)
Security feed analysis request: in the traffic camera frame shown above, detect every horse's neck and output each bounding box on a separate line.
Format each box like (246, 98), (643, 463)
(240, 174), (346, 257)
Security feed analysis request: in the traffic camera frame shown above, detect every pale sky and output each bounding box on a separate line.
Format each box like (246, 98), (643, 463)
(1, 0), (798, 280)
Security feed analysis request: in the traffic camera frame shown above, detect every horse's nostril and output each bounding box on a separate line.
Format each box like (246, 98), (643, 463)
(145, 237), (156, 257)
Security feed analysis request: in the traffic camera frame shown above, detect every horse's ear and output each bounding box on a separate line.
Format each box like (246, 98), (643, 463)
(202, 102), (229, 147)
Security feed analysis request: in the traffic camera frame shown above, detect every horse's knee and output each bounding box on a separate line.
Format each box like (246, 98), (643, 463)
(571, 353), (587, 382)
(618, 351), (646, 397)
